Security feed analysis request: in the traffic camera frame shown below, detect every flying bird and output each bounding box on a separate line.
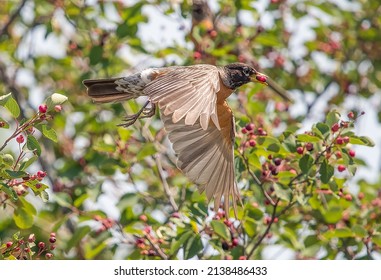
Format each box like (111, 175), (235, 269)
(83, 63), (290, 216)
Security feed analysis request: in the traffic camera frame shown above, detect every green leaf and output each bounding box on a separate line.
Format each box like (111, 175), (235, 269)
(170, 231), (192, 255)
(1, 153), (14, 166)
(372, 235), (381, 247)
(41, 125), (58, 142)
(352, 225), (367, 238)
(322, 206), (342, 224)
(296, 134), (321, 143)
(246, 206), (263, 220)
(19, 155), (38, 171)
(243, 218), (257, 237)
(316, 123), (330, 137)
(116, 24), (138, 38)
(0, 93), (20, 118)
(13, 198), (37, 229)
(184, 234), (203, 259)
(210, 220), (230, 240)
(45, 93), (68, 110)
(299, 154), (314, 174)
(349, 135), (375, 147)
(66, 226), (92, 250)
(136, 143), (156, 161)
(89, 45), (103, 65)
(26, 135), (41, 156)
(326, 110), (340, 127)
(273, 183), (291, 202)
(14, 207), (34, 229)
(320, 159), (334, 184)
(5, 170), (28, 178)
(0, 183), (18, 201)
(324, 228), (353, 239)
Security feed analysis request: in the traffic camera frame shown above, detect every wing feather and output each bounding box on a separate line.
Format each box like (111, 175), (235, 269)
(161, 101), (239, 215)
(144, 64), (221, 130)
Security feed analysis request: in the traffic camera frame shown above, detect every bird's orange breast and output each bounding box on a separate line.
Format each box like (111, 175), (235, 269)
(216, 77), (234, 104)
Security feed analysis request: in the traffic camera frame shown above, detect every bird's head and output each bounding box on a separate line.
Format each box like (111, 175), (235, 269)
(223, 63), (268, 90)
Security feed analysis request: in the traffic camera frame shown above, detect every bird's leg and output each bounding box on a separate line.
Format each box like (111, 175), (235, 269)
(118, 101), (156, 127)
(140, 103), (156, 119)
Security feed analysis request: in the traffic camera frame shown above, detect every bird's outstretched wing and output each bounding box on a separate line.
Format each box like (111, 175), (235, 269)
(161, 101), (239, 215)
(144, 64), (221, 130)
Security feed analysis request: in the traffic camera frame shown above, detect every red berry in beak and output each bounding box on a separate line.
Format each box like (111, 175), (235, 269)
(256, 75), (267, 83)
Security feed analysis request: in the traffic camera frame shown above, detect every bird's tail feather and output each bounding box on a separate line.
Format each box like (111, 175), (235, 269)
(83, 78), (136, 103)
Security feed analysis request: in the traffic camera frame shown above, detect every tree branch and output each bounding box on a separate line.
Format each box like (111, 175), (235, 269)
(0, 0), (28, 38)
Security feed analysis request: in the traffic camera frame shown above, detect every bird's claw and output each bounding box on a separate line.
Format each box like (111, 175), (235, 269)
(118, 102), (156, 128)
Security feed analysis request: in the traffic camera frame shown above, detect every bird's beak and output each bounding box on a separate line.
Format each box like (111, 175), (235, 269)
(250, 72), (268, 85)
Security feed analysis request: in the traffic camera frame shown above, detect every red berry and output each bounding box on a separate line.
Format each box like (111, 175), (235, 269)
(241, 127), (248, 134)
(273, 158), (282, 166)
(24, 247), (31, 253)
(305, 142), (314, 151)
(28, 234), (35, 243)
(39, 104), (48, 114)
(38, 242), (45, 248)
(331, 123), (340, 132)
(343, 136), (350, 143)
(349, 149), (355, 157)
(296, 146), (304, 154)
(336, 137), (344, 145)
(45, 253), (53, 259)
(256, 75), (267, 83)
(347, 111), (355, 119)
(249, 139), (256, 147)
(335, 151), (342, 158)
(193, 51), (202, 60)
(171, 212), (180, 218)
(208, 29), (217, 38)
(37, 170), (46, 178)
(16, 134), (24, 144)
(271, 168), (278, 176)
(232, 238), (239, 246)
(257, 127), (266, 135)
(54, 105), (62, 112)
(143, 226), (151, 234)
(139, 214), (148, 222)
(245, 123), (255, 131)
(6, 241), (13, 248)
(273, 217), (279, 223)
(224, 219), (232, 227)
(239, 256), (247, 260)
(338, 165), (346, 172)
(0, 121), (5, 127)
(49, 237), (56, 243)
(358, 192), (365, 200)
(35, 183), (41, 189)
(344, 194), (352, 201)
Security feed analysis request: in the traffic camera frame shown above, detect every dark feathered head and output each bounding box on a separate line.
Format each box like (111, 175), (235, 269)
(222, 63), (267, 90)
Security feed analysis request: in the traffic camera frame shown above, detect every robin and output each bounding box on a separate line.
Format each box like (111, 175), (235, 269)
(83, 63), (290, 216)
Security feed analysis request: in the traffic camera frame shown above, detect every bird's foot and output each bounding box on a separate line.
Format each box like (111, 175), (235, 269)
(118, 101), (156, 128)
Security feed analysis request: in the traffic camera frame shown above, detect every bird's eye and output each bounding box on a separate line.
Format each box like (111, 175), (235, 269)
(243, 67), (250, 76)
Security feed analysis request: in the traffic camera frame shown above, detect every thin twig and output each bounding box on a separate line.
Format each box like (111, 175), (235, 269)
(239, 151), (276, 206)
(0, 0), (27, 37)
(154, 154), (178, 212)
(246, 199), (279, 258)
(144, 231), (168, 260)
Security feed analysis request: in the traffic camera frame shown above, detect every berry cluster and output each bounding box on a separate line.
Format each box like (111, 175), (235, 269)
(1, 232), (56, 260)
(241, 123), (267, 149)
(133, 215), (169, 258)
(93, 215), (115, 234)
